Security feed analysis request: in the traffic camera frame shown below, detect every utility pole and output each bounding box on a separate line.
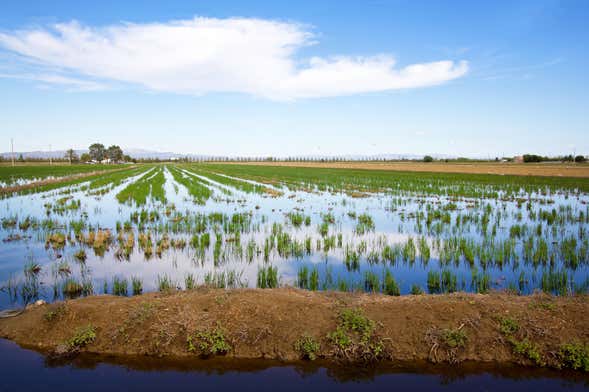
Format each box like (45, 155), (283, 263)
(11, 138), (15, 167)
(49, 144), (52, 166)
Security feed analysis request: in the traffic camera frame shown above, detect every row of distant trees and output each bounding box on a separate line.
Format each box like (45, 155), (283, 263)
(523, 154), (586, 163)
(64, 143), (132, 164)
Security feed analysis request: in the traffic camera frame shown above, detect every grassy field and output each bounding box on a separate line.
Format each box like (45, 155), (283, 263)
(0, 164), (129, 186)
(219, 161), (589, 178)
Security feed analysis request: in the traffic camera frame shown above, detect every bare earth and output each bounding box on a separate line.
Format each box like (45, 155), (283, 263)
(1, 289), (587, 369)
(221, 161), (589, 178)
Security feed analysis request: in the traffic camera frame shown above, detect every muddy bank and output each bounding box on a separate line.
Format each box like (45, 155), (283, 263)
(0, 289), (587, 371)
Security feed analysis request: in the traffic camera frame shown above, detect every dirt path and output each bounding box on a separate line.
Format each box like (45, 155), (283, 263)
(217, 161), (589, 178)
(1, 289), (587, 371)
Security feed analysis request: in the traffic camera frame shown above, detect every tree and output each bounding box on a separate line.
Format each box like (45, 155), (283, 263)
(107, 145), (123, 162)
(423, 155), (434, 163)
(89, 143), (106, 161)
(80, 153), (91, 163)
(65, 149), (78, 164)
(17, 154), (25, 162)
(575, 155), (587, 163)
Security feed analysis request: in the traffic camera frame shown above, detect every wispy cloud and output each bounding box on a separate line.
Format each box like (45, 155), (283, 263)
(0, 17), (468, 100)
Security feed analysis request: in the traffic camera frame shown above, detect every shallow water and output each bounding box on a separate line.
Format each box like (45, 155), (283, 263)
(0, 165), (588, 308)
(0, 339), (587, 391)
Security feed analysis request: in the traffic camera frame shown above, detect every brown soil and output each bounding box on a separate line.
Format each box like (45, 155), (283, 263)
(1, 289), (587, 370)
(0, 167), (129, 195)
(219, 161), (589, 178)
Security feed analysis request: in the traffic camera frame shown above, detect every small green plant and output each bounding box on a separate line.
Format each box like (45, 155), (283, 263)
(44, 304), (66, 322)
(327, 308), (386, 362)
(511, 339), (544, 366)
(294, 335), (321, 360)
(499, 317), (519, 335)
(68, 325), (96, 350)
(410, 284), (424, 295)
(559, 343), (589, 372)
(187, 324), (231, 357)
(131, 276), (143, 295)
(73, 249), (87, 262)
(443, 328), (467, 348)
(157, 274), (174, 292)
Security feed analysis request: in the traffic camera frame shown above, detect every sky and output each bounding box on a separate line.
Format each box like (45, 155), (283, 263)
(0, 0), (587, 158)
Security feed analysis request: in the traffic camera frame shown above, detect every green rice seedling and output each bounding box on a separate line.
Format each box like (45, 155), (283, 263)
(288, 212), (304, 227)
(257, 265), (278, 288)
(472, 272), (491, 294)
(364, 271), (380, 293)
(74, 249), (87, 262)
(309, 267), (319, 291)
(157, 274), (174, 292)
(541, 269), (569, 296)
(410, 284), (424, 295)
(113, 277), (128, 296)
(427, 271), (441, 294)
(131, 276), (143, 295)
(294, 335), (321, 360)
(418, 237), (430, 264)
(441, 270), (458, 293)
(355, 213), (375, 234)
(384, 270), (400, 296)
(62, 278), (83, 298)
(185, 273), (196, 290)
(24, 260), (41, 277)
(297, 265), (309, 289)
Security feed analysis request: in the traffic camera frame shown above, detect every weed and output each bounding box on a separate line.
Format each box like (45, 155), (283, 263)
(187, 323), (231, 357)
(68, 325), (97, 350)
(294, 335), (321, 360)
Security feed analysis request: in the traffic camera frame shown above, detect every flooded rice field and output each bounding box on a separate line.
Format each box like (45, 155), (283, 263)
(1, 164), (588, 309)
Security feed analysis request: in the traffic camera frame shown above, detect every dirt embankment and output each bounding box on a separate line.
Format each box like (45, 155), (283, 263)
(218, 161), (589, 178)
(1, 289), (587, 370)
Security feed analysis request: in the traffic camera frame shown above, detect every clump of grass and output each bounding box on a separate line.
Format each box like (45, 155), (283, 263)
(294, 335), (321, 360)
(384, 270), (400, 296)
(131, 276), (143, 295)
(410, 284), (424, 295)
(113, 277), (128, 296)
(499, 317), (519, 335)
(327, 308), (386, 362)
(62, 278), (83, 298)
(257, 265), (278, 288)
(73, 249), (87, 262)
(44, 304), (66, 322)
(157, 274), (174, 292)
(559, 343), (589, 372)
(443, 328), (467, 348)
(187, 323), (231, 357)
(511, 339), (544, 366)
(68, 325), (96, 350)
(185, 273), (196, 290)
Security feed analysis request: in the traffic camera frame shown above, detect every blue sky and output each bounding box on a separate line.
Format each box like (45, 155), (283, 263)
(0, 0), (587, 157)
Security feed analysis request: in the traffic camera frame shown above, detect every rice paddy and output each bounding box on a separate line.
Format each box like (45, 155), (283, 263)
(0, 163), (588, 307)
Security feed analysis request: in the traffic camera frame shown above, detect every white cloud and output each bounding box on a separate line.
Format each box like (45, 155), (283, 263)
(0, 17), (468, 100)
